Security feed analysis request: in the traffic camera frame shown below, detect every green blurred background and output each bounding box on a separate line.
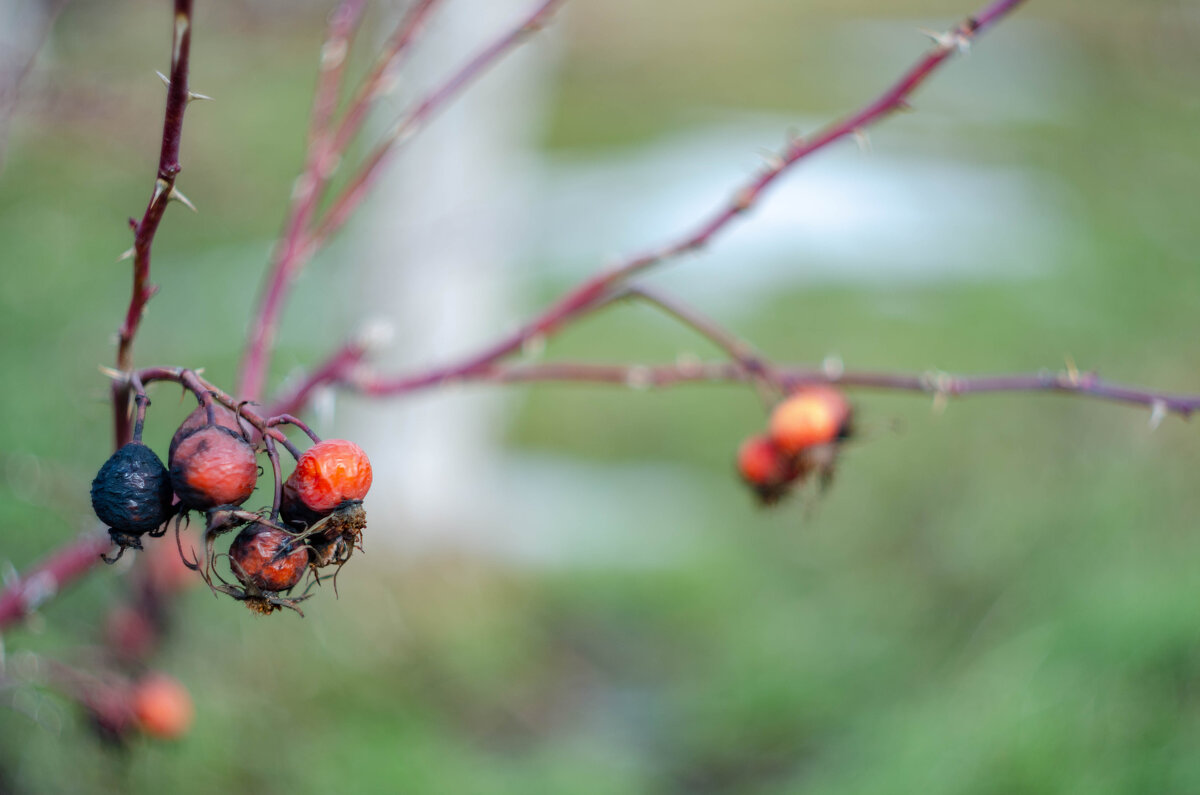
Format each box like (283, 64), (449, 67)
(2, 0), (1200, 792)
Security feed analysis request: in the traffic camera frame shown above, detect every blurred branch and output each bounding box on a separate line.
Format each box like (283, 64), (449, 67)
(239, 0), (562, 401)
(353, 0), (1027, 399)
(0, 533), (112, 630)
(110, 0), (195, 448)
(308, 0), (566, 246)
(0, 0), (71, 170)
(353, 360), (1200, 421)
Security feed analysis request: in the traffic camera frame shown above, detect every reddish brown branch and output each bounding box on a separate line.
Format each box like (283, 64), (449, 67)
(269, 339), (370, 418)
(239, 0), (559, 402)
(310, 0), (566, 246)
(237, 0), (370, 403)
(327, 0), (445, 162)
(0, 533), (112, 630)
(355, 0), (1025, 399)
(353, 360), (1200, 420)
(111, 0), (195, 447)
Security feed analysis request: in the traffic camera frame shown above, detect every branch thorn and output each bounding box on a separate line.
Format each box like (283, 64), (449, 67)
(116, 247), (135, 263)
(822, 354), (845, 380)
(853, 128), (871, 154)
(151, 178), (169, 206)
(98, 365), (126, 382)
(169, 186), (198, 212)
(1064, 355), (1080, 386)
(918, 28), (969, 54)
(1149, 400), (1168, 430)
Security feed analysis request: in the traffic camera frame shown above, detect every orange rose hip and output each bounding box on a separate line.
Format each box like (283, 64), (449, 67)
(284, 439), (372, 515)
(768, 386), (851, 454)
(133, 674), (194, 740)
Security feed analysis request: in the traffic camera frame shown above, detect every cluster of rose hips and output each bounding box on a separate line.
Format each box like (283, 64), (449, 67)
(90, 390), (372, 616)
(737, 385), (853, 504)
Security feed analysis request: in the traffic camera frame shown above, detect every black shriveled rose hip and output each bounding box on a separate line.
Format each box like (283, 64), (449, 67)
(91, 442), (173, 555)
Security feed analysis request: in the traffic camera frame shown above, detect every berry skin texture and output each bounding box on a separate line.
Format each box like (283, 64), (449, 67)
(168, 404), (245, 460)
(132, 674), (194, 740)
(284, 439), (372, 515)
(170, 425), (258, 510)
(768, 386), (851, 454)
(91, 442), (173, 534)
(229, 523), (309, 593)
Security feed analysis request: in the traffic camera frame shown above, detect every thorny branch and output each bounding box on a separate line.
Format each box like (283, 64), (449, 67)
(350, 0), (1028, 399)
(356, 360), (1200, 422)
(12, 0), (1193, 646)
(111, 0), (196, 448)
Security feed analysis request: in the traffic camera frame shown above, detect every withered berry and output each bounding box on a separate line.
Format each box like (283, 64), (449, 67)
(91, 442), (173, 549)
(229, 522), (309, 593)
(169, 425), (258, 511)
(282, 439), (372, 516)
(768, 386), (852, 454)
(168, 403), (245, 460)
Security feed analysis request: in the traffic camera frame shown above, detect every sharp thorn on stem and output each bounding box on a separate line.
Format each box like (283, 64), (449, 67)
(116, 247), (135, 263)
(168, 186), (198, 212)
(1149, 400), (1168, 431)
(822, 354), (845, 380)
(151, 178), (169, 206)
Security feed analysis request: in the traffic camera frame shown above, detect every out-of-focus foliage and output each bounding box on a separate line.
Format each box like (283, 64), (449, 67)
(1, 0), (1199, 792)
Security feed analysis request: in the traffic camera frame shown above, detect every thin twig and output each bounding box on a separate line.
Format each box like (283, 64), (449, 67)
(327, 0), (445, 163)
(237, 0), (369, 402)
(0, 533), (113, 630)
(310, 0), (566, 246)
(352, 360), (1200, 420)
(619, 285), (781, 399)
(111, 0), (195, 447)
(239, 0), (560, 401)
(357, 0), (1025, 399)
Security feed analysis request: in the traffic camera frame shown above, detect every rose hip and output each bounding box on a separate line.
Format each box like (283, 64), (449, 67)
(229, 522), (309, 593)
(132, 674), (193, 740)
(283, 439), (372, 516)
(169, 425), (258, 510)
(768, 386), (852, 454)
(91, 441), (174, 552)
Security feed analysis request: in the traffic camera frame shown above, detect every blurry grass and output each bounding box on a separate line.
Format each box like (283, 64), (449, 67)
(3, 0), (1200, 793)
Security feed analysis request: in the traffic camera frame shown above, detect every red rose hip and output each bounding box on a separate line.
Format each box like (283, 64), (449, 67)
(283, 439), (372, 515)
(736, 434), (803, 504)
(169, 425), (258, 510)
(229, 522), (309, 593)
